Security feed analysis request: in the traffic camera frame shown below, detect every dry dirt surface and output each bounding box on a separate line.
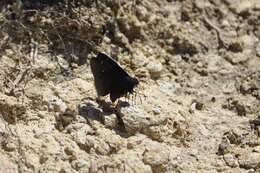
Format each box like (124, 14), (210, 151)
(0, 0), (260, 173)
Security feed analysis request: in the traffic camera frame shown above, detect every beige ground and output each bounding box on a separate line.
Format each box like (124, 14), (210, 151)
(0, 0), (260, 172)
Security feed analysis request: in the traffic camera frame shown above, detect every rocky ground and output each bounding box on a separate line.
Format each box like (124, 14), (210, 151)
(0, 0), (260, 173)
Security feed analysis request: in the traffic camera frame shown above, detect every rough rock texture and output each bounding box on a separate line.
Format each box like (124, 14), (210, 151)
(0, 0), (260, 172)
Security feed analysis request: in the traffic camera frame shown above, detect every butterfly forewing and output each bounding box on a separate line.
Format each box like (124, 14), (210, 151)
(97, 53), (129, 77)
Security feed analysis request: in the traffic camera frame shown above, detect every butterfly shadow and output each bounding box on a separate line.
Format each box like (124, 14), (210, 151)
(96, 99), (131, 134)
(78, 101), (105, 124)
(78, 98), (130, 135)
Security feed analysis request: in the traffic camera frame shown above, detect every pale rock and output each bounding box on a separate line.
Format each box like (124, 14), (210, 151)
(143, 147), (169, 166)
(146, 61), (163, 79)
(232, 0), (254, 14)
(0, 93), (26, 123)
(223, 153), (239, 167)
(24, 152), (40, 169)
(152, 107), (161, 115)
(121, 106), (167, 135)
(247, 169), (256, 173)
(0, 118), (10, 144)
(85, 135), (111, 155)
(221, 20), (230, 28)
(116, 151), (153, 173)
(95, 128), (124, 152)
(49, 96), (67, 112)
(195, 0), (211, 9)
(253, 146), (260, 153)
(207, 54), (222, 73)
(25, 80), (55, 110)
(127, 134), (147, 149)
(41, 135), (62, 156)
(71, 159), (89, 171)
(158, 80), (176, 94)
(224, 50), (251, 64)
(132, 51), (149, 67)
(54, 78), (92, 104)
(104, 113), (117, 128)
(0, 151), (18, 173)
(222, 81), (236, 94)
(136, 6), (149, 21)
(70, 124), (93, 146)
(239, 152), (260, 169)
(38, 159), (75, 173)
(3, 140), (16, 152)
(240, 35), (257, 49)
(34, 54), (56, 71)
(114, 32), (130, 47)
(256, 42), (260, 57)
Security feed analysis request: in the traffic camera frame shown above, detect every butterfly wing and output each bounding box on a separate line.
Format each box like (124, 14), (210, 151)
(97, 53), (130, 77)
(90, 53), (138, 102)
(90, 53), (129, 96)
(90, 54), (111, 96)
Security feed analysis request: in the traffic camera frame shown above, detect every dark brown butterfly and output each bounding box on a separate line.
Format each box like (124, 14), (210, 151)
(90, 52), (139, 103)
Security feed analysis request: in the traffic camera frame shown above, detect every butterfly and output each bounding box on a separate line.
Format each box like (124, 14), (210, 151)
(90, 52), (139, 103)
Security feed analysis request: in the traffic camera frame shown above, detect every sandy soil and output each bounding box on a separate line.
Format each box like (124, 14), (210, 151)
(0, 0), (260, 173)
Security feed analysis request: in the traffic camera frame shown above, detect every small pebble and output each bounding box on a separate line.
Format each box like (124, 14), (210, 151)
(223, 153), (239, 167)
(146, 61), (163, 79)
